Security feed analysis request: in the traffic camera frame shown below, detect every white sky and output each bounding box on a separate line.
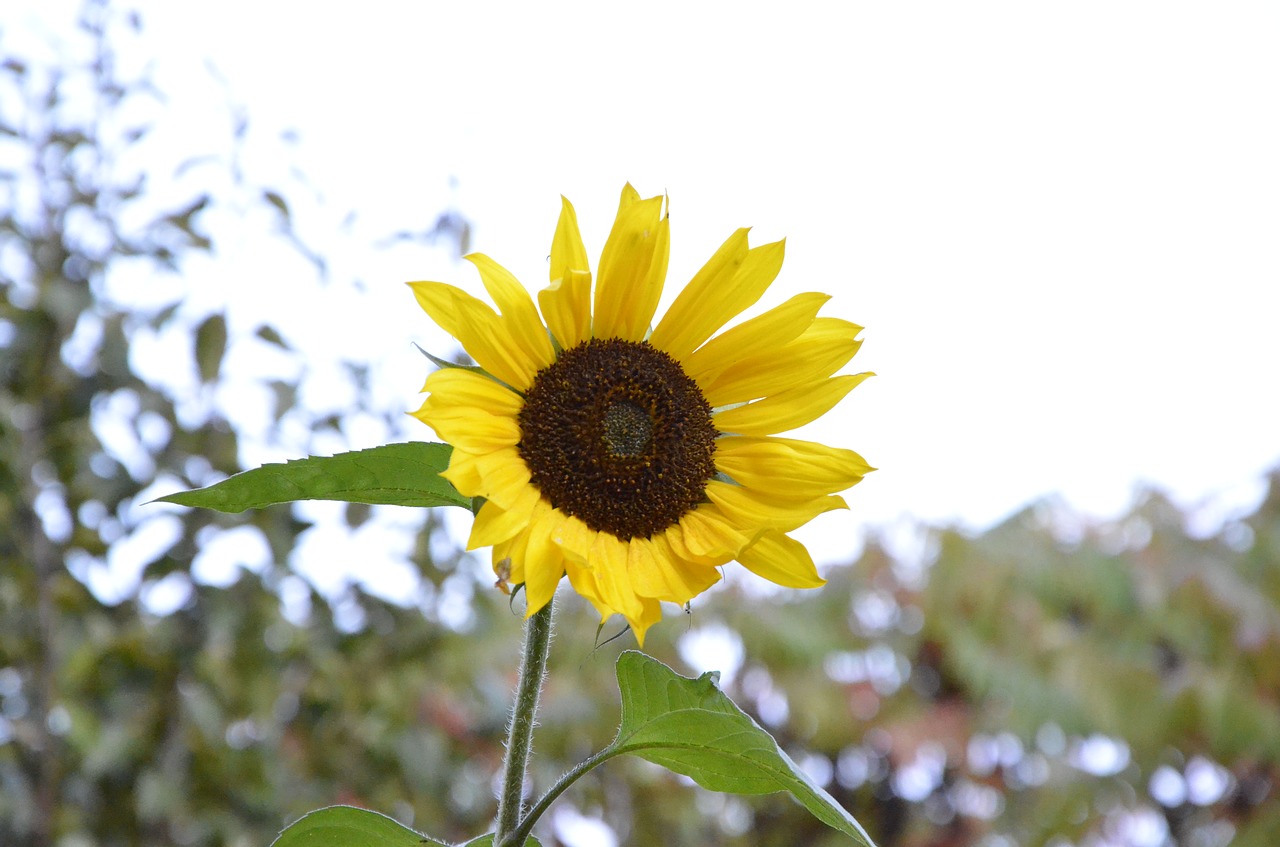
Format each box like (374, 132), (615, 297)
(14, 1), (1280, 556)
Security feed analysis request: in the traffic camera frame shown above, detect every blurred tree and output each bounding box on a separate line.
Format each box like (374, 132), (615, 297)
(3, 4), (1278, 847)
(0, 2), (474, 844)
(707, 479), (1280, 847)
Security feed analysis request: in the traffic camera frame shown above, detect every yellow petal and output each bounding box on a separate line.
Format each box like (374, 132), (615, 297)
(631, 533), (722, 604)
(660, 522), (712, 567)
(677, 506), (749, 560)
(736, 530), (826, 589)
(541, 195), (595, 350)
(413, 402), (521, 454)
(701, 318), (864, 407)
(625, 536), (669, 599)
(705, 481), (848, 532)
(714, 436), (874, 498)
(550, 514), (595, 566)
(683, 292), (829, 385)
(657, 533), (723, 597)
(713, 373), (872, 436)
(439, 448), (483, 498)
(550, 195), (591, 281)
(493, 533), (527, 585)
(440, 446), (530, 507)
(522, 504), (566, 615)
(647, 228), (751, 359)
(588, 532), (644, 624)
(465, 253), (555, 373)
(564, 557), (612, 620)
(594, 191), (668, 341)
(669, 236), (786, 362)
(408, 281), (537, 390)
(616, 182), (642, 215)
(421, 367), (524, 417)
(467, 486), (541, 549)
(539, 269), (593, 351)
(629, 597), (663, 648)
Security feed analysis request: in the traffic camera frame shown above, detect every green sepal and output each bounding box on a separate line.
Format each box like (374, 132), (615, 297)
(413, 342), (491, 378)
(155, 442), (469, 512)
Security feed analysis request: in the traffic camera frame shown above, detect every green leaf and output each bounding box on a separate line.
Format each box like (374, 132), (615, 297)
(610, 651), (877, 847)
(264, 189), (291, 221)
(194, 311), (227, 383)
(412, 342), (492, 380)
(156, 442), (469, 512)
(256, 323), (291, 349)
(271, 806), (446, 846)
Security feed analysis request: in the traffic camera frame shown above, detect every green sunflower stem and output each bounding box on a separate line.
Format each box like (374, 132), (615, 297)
(495, 596), (555, 847)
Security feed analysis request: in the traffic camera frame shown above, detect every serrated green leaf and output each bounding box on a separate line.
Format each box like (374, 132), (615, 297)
(155, 442), (469, 512)
(271, 806), (445, 847)
(610, 651), (877, 847)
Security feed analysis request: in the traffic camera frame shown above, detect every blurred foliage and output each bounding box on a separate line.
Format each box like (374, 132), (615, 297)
(3, 3), (1279, 847)
(725, 484), (1280, 847)
(0, 2), (465, 844)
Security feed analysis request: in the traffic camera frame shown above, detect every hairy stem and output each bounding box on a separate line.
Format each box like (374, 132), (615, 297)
(495, 598), (555, 846)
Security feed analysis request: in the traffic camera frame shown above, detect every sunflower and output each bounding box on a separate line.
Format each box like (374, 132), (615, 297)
(410, 185), (872, 644)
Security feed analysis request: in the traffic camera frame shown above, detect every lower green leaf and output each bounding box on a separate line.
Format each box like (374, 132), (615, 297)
(154, 442), (468, 512)
(611, 651), (877, 847)
(271, 806), (445, 847)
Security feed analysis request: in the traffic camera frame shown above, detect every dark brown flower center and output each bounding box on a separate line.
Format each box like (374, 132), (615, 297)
(517, 338), (718, 540)
(602, 400), (653, 457)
